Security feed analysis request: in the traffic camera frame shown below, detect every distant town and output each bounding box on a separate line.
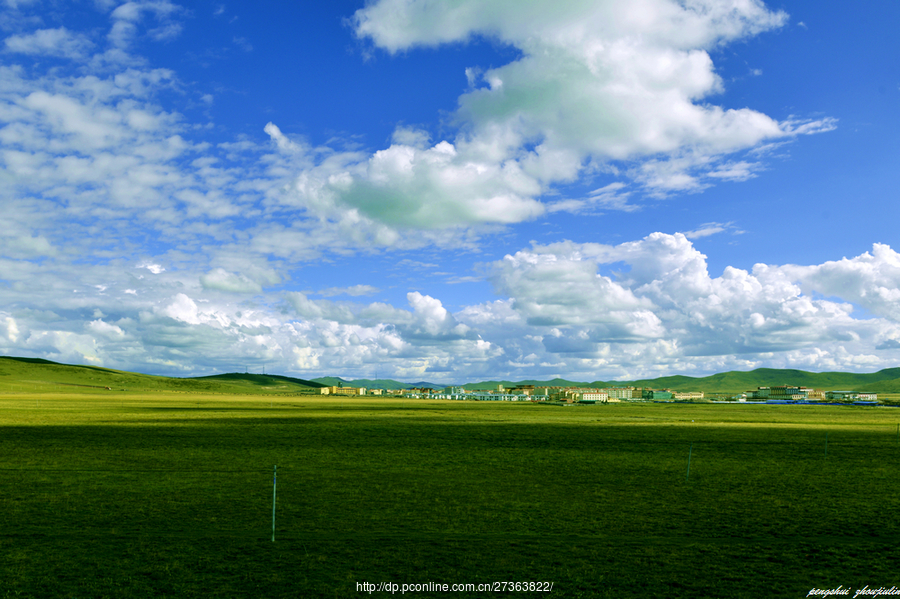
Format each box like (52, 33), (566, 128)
(313, 383), (880, 404)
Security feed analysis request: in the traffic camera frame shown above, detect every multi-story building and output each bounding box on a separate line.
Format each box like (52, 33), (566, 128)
(604, 387), (633, 400)
(672, 391), (704, 400)
(769, 386), (807, 400)
(825, 390), (878, 401)
(749, 386), (807, 400)
(327, 386), (366, 396)
(509, 385), (535, 396)
(559, 389), (611, 403)
(580, 392), (609, 402)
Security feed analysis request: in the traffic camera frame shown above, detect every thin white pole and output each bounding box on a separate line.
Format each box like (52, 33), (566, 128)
(686, 443), (693, 480)
(271, 465), (277, 542)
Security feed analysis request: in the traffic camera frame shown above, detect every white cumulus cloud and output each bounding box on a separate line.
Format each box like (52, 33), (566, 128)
(320, 0), (833, 227)
(4, 27), (94, 59)
(481, 234), (900, 377)
(200, 268), (263, 294)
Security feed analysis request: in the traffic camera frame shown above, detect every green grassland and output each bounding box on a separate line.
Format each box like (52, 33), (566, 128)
(3, 384), (900, 598)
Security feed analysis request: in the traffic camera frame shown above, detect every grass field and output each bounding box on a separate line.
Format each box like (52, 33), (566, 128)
(2, 390), (900, 598)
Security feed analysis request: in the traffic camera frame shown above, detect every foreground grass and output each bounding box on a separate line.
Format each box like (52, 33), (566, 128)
(2, 393), (900, 598)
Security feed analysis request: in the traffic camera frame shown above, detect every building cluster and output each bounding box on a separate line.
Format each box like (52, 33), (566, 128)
(318, 385), (368, 396)
(402, 384), (704, 403)
(317, 385), (408, 396)
(736, 385), (877, 403)
(315, 382), (878, 404)
(410, 385), (546, 401)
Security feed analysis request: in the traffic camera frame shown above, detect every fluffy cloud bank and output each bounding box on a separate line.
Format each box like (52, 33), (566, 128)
(488, 234), (894, 373)
(2, 234), (899, 381)
(258, 0), (833, 232)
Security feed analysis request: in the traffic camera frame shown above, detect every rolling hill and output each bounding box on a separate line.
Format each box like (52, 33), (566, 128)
(0, 357), (324, 394)
(310, 376), (444, 390)
(462, 368), (900, 395)
(2, 356), (899, 395)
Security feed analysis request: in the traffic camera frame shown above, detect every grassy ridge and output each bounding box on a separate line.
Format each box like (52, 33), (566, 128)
(310, 376), (427, 390)
(465, 367), (900, 394)
(0, 356), (324, 394)
(629, 367), (900, 393)
(3, 390), (900, 597)
(4, 355), (900, 393)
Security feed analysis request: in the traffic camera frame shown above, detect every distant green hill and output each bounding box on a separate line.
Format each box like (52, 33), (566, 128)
(462, 368), (900, 394)
(625, 367), (900, 394)
(463, 378), (593, 390)
(2, 356), (898, 395)
(310, 377), (443, 390)
(0, 357), (324, 394)
(197, 372), (325, 388)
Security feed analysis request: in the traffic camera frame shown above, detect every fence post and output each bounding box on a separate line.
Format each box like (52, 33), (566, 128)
(686, 443), (693, 481)
(271, 465), (277, 542)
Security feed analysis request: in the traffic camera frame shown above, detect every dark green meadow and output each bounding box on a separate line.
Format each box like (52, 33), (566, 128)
(2, 392), (900, 598)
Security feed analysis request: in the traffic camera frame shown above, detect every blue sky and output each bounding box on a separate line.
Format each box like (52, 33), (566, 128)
(1, 0), (899, 383)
